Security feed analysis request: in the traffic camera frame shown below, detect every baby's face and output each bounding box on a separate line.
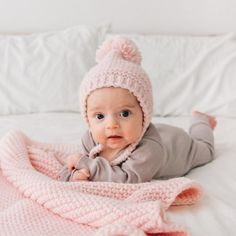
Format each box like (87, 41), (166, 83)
(87, 87), (143, 157)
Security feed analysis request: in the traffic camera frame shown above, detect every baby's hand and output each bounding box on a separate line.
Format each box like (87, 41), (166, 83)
(66, 153), (81, 172)
(71, 168), (90, 181)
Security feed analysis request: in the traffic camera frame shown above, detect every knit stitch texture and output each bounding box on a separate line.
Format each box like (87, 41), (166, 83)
(0, 130), (203, 236)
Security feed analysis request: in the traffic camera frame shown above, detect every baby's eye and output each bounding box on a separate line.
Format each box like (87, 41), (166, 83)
(95, 114), (104, 120)
(120, 110), (130, 118)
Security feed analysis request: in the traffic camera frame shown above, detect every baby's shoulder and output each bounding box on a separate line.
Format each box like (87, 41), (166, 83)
(143, 122), (185, 142)
(141, 123), (162, 144)
(134, 123), (165, 156)
(143, 123), (160, 138)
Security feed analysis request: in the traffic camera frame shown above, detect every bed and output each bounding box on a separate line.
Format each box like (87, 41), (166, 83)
(0, 1), (236, 235)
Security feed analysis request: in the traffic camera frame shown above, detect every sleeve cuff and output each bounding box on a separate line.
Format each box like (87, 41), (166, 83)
(75, 156), (97, 180)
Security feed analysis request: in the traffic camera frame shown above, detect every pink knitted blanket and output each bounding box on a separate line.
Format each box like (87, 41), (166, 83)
(0, 130), (203, 236)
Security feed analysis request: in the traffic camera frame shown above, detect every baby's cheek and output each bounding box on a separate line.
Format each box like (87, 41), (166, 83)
(93, 132), (106, 144)
(125, 128), (140, 143)
(125, 129), (136, 143)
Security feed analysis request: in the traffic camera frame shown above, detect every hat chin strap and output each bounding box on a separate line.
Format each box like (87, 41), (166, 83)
(88, 142), (136, 166)
(110, 122), (150, 165)
(88, 124), (149, 166)
(110, 143), (136, 166)
(88, 144), (103, 159)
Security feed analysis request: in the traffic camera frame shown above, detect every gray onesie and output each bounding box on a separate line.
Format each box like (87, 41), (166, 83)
(59, 115), (215, 183)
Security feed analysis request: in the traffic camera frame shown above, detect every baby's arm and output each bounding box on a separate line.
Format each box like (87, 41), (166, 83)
(66, 154), (82, 172)
(59, 130), (93, 181)
(66, 154), (90, 181)
(59, 153), (90, 181)
(70, 168), (90, 181)
(75, 139), (165, 183)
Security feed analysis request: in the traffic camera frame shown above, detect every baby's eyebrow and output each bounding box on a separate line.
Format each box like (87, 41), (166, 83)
(88, 104), (137, 113)
(118, 104), (136, 109)
(89, 104), (136, 110)
(88, 107), (102, 112)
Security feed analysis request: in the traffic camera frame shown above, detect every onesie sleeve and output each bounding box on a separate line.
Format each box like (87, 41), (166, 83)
(58, 130), (94, 181)
(75, 137), (165, 183)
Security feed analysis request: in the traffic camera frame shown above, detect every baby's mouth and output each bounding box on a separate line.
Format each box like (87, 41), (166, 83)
(108, 135), (122, 139)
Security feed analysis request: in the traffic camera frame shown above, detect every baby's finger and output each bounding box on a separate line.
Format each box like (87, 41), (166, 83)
(79, 169), (90, 178)
(71, 171), (88, 181)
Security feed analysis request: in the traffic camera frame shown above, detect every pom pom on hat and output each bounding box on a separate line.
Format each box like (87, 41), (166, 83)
(96, 36), (142, 65)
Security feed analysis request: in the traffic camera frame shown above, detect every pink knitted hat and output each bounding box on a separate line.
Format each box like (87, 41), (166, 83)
(79, 36), (153, 165)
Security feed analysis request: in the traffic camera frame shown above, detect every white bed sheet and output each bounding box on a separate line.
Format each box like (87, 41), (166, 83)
(0, 112), (235, 236)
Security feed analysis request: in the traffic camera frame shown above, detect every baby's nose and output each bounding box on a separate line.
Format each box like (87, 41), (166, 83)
(106, 118), (119, 129)
(107, 123), (119, 129)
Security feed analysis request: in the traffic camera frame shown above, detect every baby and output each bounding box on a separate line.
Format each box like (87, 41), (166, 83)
(59, 37), (217, 183)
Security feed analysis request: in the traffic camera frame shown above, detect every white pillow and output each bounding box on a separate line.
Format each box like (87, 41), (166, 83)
(106, 33), (236, 117)
(0, 25), (108, 114)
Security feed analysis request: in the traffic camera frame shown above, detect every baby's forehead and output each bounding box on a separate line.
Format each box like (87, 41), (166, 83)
(88, 87), (136, 100)
(91, 87), (131, 95)
(87, 87), (139, 110)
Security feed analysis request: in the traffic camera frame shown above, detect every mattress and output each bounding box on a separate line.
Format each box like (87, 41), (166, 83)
(0, 112), (235, 235)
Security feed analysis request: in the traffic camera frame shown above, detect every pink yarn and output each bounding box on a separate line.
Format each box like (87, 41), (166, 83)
(96, 36), (142, 64)
(0, 130), (203, 236)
